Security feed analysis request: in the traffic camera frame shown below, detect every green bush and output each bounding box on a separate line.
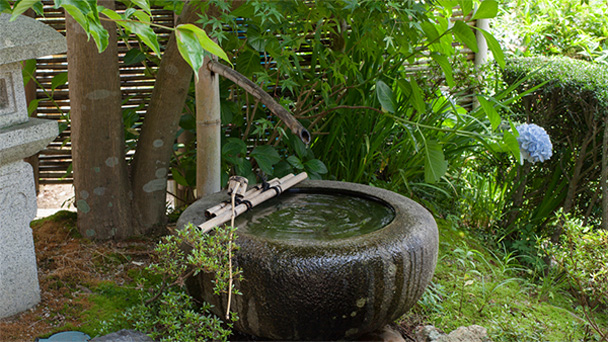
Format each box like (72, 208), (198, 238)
(99, 224), (241, 342)
(543, 211), (608, 339)
(495, 0), (608, 63)
(500, 56), (608, 247)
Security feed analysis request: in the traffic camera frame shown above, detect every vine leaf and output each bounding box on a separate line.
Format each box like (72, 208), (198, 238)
(424, 139), (448, 183)
(453, 20), (478, 53)
(376, 80), (395, 113)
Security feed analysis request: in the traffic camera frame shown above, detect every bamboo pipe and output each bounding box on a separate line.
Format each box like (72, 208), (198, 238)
(206, 60), (311, 145)
(198, 172), (308, 233)
(204, 175), (288, 218)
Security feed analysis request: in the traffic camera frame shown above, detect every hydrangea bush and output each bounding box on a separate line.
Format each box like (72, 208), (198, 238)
(516, 123), (553, 163)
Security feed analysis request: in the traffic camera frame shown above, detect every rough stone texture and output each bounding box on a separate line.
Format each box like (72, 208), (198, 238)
(357, 325), (406, 342)
(0, 161), (40, 318)
(0, 118), (58, 164)
(440, 325), (491, 342)
(416, 325), (445, 342)
(89, 329), (155, 342)
(0, 13), (67, 65)
(416, 325), (492, 342)
(0, 62), (29, 128)
(177, 180), (439, 340)
(0, 12), (64, 319)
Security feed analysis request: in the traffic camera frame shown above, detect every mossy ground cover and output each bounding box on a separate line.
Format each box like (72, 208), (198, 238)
(399, 219), (608, 341)
(0, 211), (156, 341)
(2, 211), (606, 341)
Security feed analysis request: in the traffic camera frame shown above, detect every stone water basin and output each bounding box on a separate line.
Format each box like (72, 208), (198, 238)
(176, 180), (439, 340)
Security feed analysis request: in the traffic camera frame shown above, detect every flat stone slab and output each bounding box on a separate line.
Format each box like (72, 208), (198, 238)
(0, 13), (67, 65)
(0, 118), (58, 164)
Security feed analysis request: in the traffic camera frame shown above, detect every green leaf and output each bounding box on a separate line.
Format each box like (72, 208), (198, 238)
(131, 9), (151, 24)
(27, 99), (41, 116)
(453, 20), (478, 53)
(304, 159), (328, 174)
(108, 9), (160, 56)
(10, 0), (39, 20)
(222, 138), (247, 158)
(420, 21), (440, 43)
(503, 131), (521, 164)
(129, 23), (160, 56)
(171, 168), (189, 187)
(51, 72), (68, 91)
(286, 155), (304, 170)
(273, 160), (294, 178)
(424, 140), (448, 184)
(476, 27), (505, 68)
(477, 96), (500, 130)
(409, 79), (426, 113)
(430, 53), (454, 87)
(130, 0), (151, 16)
(175, 26), (205, 79)
(458, 0), (472, 17)
(251, 145), (281, 175)
(123, 48), (146, 65)
(179, 113), (196, 131)
(0, 0), (12, 13)
(176, 24), (232, 66)
(87, 19), (109, 52)
(59, 0), (109, 52)
(58, 3), (90, 39)
(21, 59), (36, 85)
(376, 80), (395, 113)
(236, 48), (262, 78)
(472, 0), (498, 20)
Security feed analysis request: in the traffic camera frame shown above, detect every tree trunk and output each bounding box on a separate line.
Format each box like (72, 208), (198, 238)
(66, 1), (134, 239)
(130, 3), (200, 233)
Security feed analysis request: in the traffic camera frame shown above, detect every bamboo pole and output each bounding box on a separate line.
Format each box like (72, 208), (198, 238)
(196, 56), (222, 198)
(198, 172), (308, 233)
(205, 175), (291, 218)
(207, 60), (311, 145)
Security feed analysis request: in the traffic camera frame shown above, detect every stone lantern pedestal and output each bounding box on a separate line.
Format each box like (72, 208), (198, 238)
(0, 13), (66, 318)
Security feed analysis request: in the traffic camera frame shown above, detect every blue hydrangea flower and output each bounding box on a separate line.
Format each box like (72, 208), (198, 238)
(516, 123), (553, 163)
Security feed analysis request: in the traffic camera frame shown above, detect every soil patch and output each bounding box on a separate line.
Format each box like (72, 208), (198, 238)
(0, 211), (156, 341)
(1, 210), (425, 341)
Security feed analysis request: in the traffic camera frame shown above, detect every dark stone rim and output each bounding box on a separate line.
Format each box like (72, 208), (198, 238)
(176, 180), (439, 340)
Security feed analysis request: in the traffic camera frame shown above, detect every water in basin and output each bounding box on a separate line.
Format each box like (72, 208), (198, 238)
(234, 191), (395, 241)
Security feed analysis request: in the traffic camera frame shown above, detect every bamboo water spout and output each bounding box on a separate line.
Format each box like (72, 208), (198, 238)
(206, 60), (311, 145)
(197, 172), (308, 233)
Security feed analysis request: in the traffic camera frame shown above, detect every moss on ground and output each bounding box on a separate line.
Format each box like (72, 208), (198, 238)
(403, 219), (607, 341)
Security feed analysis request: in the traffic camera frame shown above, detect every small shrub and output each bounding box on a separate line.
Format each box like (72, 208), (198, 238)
(99, 224), (241, 342)
(543, 211), (608, 339)
(500, 56), (608, 243)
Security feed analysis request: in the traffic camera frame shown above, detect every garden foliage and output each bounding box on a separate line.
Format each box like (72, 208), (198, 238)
(177, 0), (517, 207)
(500, 56), (608, 244)
(100, 224), (241, 341)
(543, 211), (608, 339)
(494, 0), (608, 63)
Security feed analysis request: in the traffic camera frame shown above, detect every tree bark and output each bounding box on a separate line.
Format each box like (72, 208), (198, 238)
(66, 0), (134, 239)
(130, 3), (200, 233)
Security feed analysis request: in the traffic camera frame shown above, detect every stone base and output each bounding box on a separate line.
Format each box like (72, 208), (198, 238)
(0, 161), (40, 318)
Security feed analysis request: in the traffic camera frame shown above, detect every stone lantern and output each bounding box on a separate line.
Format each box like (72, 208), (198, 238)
(0, 13), (65, 318)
